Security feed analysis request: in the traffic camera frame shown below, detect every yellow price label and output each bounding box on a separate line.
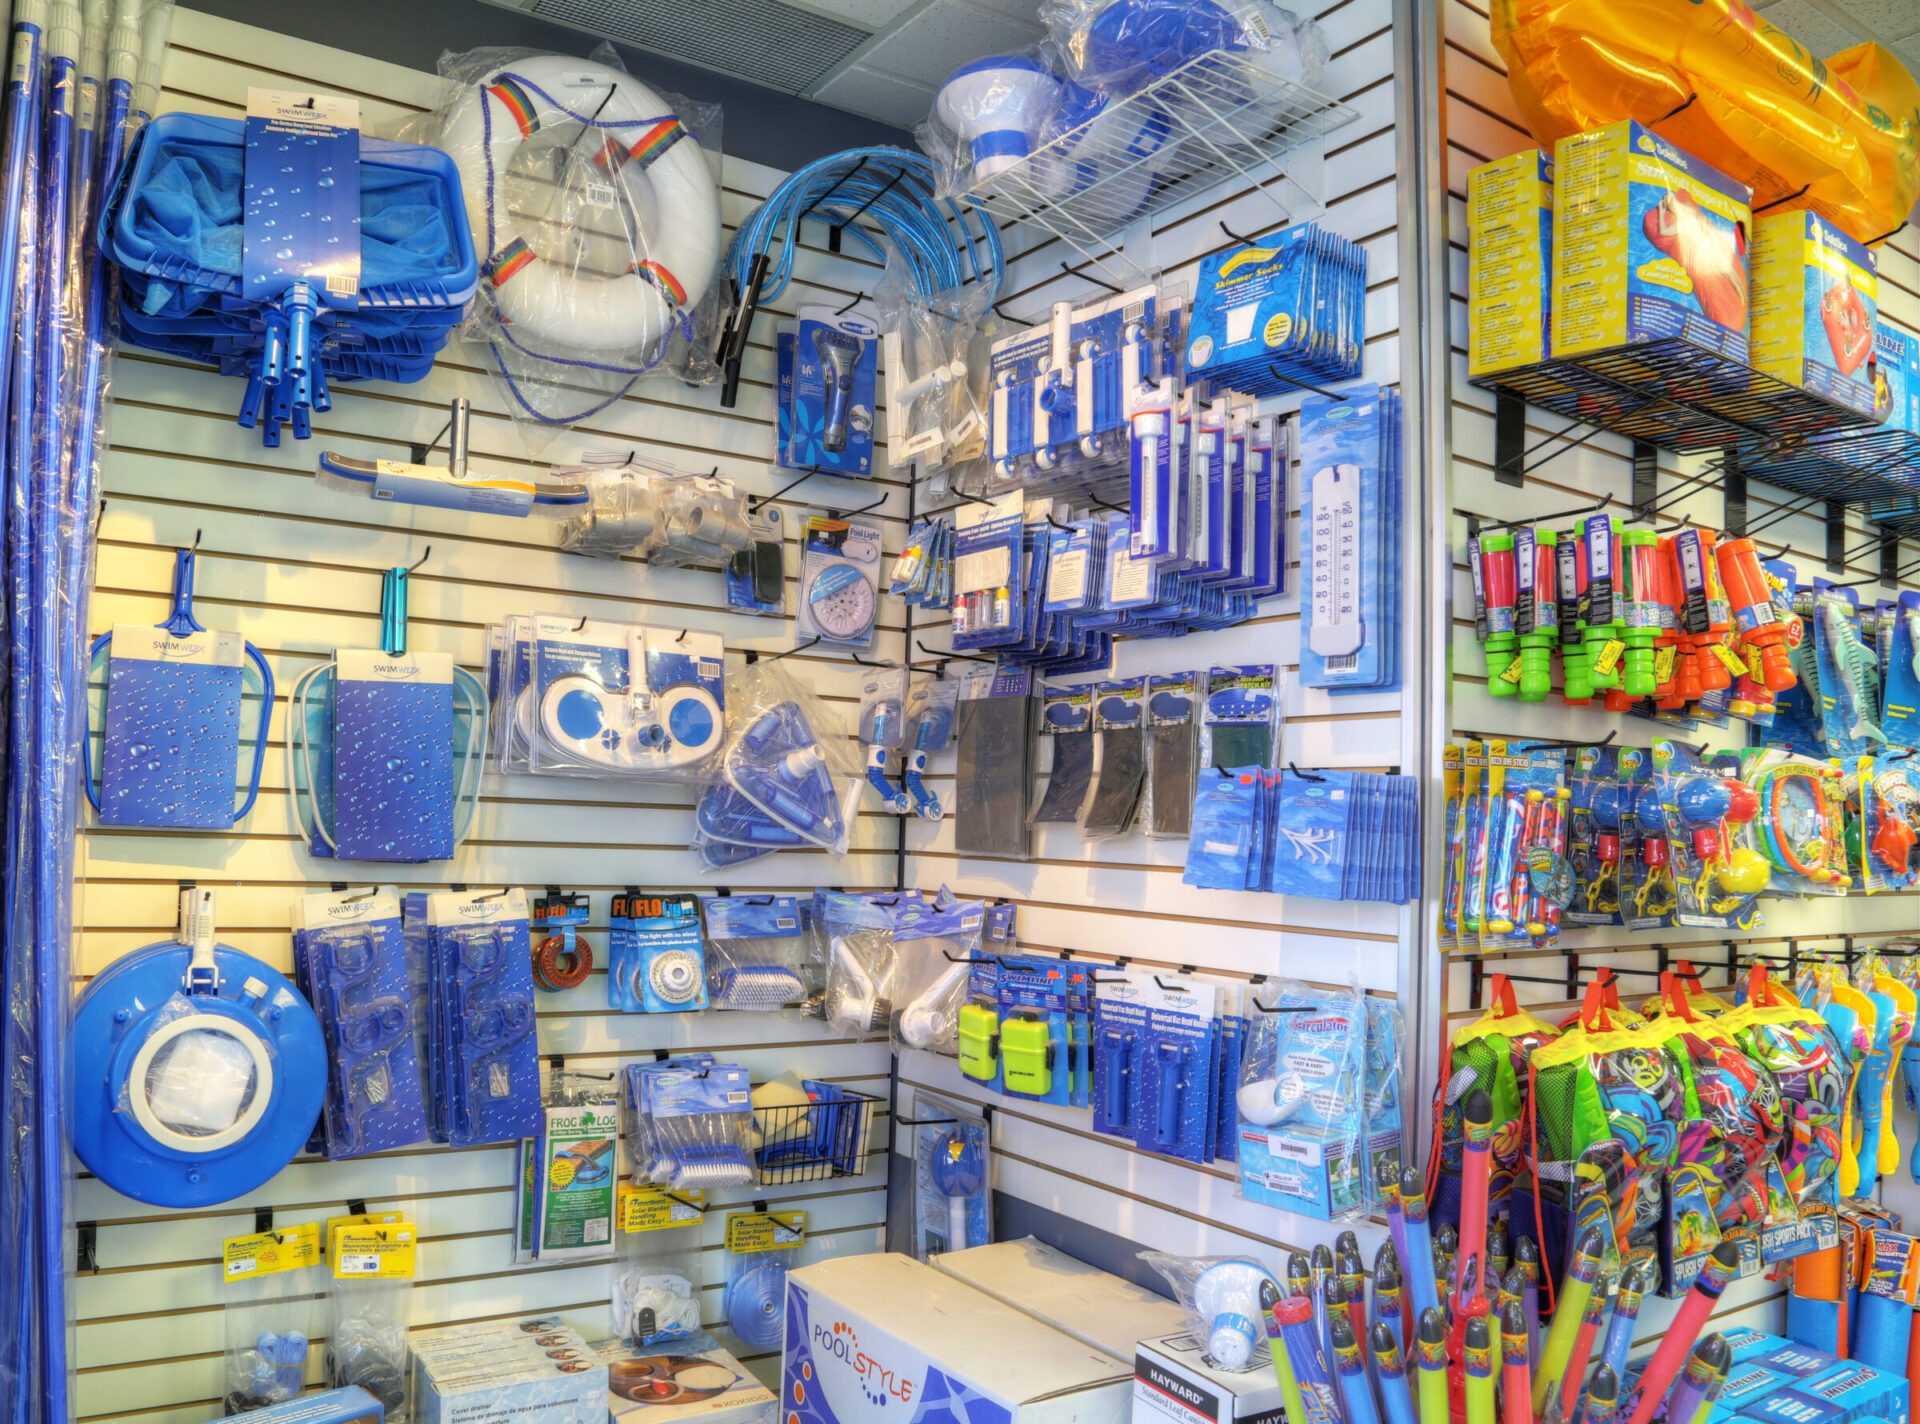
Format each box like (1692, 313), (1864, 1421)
(1710, 643), (1747, 677)
(726, 1210), (807, 1254)
(1593, 639), (1626, 677)
(620, 1185), (705, 1234)
(223, 1222), (321, 1282)
(1498, 656), (1525, 685)
(1652, 645), (1677, 685)
(331, 1221), (417, 1280)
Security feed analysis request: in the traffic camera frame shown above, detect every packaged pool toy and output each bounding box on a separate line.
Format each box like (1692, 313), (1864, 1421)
(1750, 212), (1880, 417)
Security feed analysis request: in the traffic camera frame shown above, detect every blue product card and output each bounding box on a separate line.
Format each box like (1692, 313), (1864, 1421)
(101, 625), (246, 828)
(331, 649), (456, 862)
(242, 89), (361, 308)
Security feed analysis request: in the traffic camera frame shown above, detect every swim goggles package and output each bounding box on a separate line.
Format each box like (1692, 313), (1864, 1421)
(1187, 224), (1367, 395)
(1736, 747), (1851, 897)
(102, 101), (477, 446)
(222, 1222), (324, 1413)
(1652, 740), (1769, 929)
(526, 616), (726, 780)
(625, 1059), (755, 1190)
(891, 898), (985, 1052)
(909, 1092), (992, 1257)
(797, 514), (883, 648)
(1235, 980), (1373, 1220)
(612, 1170), (708, 1345)
(514, 1070), (620, 1265)
(288, 566), (487, 862)
(84, 544), (273, 829)
(1299, 385), (1402, 692)
(780, 307), (879, 475)
(325, 1217), (418, 1416)
(435, 48), (725, 443)
(702, 894), (808, 1010)
(293, 889), (426, 1159)
(1138, 1253), (1282, 1372)
(1143, 671), (1198, 839)
(693, 658), (862, 869)
(609, 891), (708, 1013)
(424, 888), (542, 1148)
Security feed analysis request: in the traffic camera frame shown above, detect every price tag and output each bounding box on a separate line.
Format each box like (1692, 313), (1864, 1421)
(621, 1185), (705, 1233)
(1498, 657), (1525, 685)
(223, 1222), (321, 1282)
(1711, 643), (1748, 677)
(726, 1210), (807, 1254)
(1593, 640), (1626, 677)
(1747, 645), (1767, 679)
(1653, 646), (1677, 685)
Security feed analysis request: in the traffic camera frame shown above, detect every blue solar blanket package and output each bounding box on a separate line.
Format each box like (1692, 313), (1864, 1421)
(329, 648), (456, 862)
(99, 624), (245, 827)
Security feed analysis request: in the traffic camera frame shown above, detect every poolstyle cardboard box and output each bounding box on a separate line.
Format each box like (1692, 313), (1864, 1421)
(783, 1253), (1132, 1424)
(931, 1237), (1187, 1361)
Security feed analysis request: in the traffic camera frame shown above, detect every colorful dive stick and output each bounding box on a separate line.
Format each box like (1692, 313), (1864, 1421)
(1501, 1300), (1534, 1424)
(1312, 1243), (1337, 1360)
(1381, 1160), (1410, 1286)
(1488, 1219), (1510, 1287)
(1400, 1168), (1441, 1330)
(1337, 1231), (1368, 1356)
(1557, 524), (1594, 704)
(1372, 1321), (1417, 1424)
(1432, 1223), (1458, 1306)
(1375, 1245), (1405, 1355)
(1557, 1267), (1616, 1424)
(1479, 532), (1519, 697)
(1582, 1365), (1621, 1424)
(1516, 527), (1558, 701)
(1276, 1293), (1342, 1424)
(1619, 529), (1663, 700)
(1598, 1256), (1654, 1385)
(1455, 1089), (1494, 1313)
(1331, 1316), (1380, 1424)
(1624, 1243), (1739, 1424)
(1534, 1229), (1604, 1416)
(1515, 1236), (1541, 1369)
(1577, 515), (1624, 695)
(1259, 1281), (1311, 1424)
(1415, 1308), (1448, 1424)
(1715, 536), (1795, 693)
(1323, 1274), (1348, 1371)
(1666, 1335), (1730, 1424)
(1464, 1316), (1495, 1424)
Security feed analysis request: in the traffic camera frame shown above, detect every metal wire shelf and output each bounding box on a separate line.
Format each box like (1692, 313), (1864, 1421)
(960, 51), (1359, 279)
(751, 1082), (877, 1185)
(1469, 341), (1884, 456)
(1750, 429), (1920, 529)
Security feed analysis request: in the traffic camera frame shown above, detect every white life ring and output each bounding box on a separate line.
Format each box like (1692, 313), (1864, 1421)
(441, 55), (721, 355)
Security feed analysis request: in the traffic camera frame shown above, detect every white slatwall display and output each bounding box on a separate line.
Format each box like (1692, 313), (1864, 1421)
(895, 0), (1422, 1269)
(76, 14), (909, 1422)
(1441, 0), (1920, 1343)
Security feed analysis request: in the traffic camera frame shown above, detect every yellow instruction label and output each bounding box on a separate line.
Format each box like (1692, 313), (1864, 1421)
(1653, 646), (1677, 685)
(620, 1185), (706, 1234)
(726, 1211), (807, 1254)
(1499, 656), (1525, 685)
(325, 1211), (405, 1251)
(223, 1222), (321, 1282)
(1593, 640), (1626, 677)
(1711, 643), (1748, 678)
(331, 1221), (417, 1280)
(1747, 645), (1767, 679)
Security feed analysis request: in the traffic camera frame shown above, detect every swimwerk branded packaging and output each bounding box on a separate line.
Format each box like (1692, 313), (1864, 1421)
(327, 648), (457, 861)
(100, 623), (246, 828)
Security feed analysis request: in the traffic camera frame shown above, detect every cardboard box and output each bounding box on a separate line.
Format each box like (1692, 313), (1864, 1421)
(1788, 1361), (1910, 1424)
(1756, 1343), (1841, 1381)
(595, 1339), (777, 1424)
(1468, 149), (1554, 376)
(1750, 211), (1880, 415)
(413, 1316), (607, 1424)
(1552, 121), (1753, 364)
(931, 1238), (1186, 1361)
(783, 1253), (1131, 1424)
(1134, 1332), (1285, 1424)
(1874, 325), (1920, 434)
(1714, 1365), (1787, 1421)
(203, 1388), (382, 1424)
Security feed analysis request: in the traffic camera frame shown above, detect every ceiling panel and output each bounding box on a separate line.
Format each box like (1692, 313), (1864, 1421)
(509, 0), (873, 92)
(813, 63), (941, 127)
(855, 0), (1045, 88)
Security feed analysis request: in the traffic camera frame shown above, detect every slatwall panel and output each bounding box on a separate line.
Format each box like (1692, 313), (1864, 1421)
(1441, 0), (1920, 1339)
(895, 0), (1419, 1267)
(74, 13), (906, 1422)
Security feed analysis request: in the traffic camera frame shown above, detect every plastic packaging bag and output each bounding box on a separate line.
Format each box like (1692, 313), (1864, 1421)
(625, 1059), (755, 1190)
(612, 1180), (707, 1346)
(123, 993), (272, 1140)
(703, 894), (809, 1010)
(821, 892), (900, 1039)
(326, 1219), (417, 1418)
(434, 45), (725, 448)
(877, 270), (991, 474)
(1041, 0), (1326, 96)
(1139, 1251), (1280, 1369)
(222, 1226), (322, 1414)
(891, 899), (985, 1052)
(910, 1094), (992, 1256)
(1235, 979), (1370, 1221)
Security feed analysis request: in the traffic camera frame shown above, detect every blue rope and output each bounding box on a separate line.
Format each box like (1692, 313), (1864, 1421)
(727, 148), (1004, 308)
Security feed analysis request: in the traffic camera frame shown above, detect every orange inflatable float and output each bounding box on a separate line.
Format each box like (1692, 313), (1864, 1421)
(1490, 0), (1920, 245)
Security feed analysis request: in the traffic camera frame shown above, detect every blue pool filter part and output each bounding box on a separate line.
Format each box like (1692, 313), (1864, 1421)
(424, 888), (542, 1148)
(68, 889), (328, 1208)
(85, 545), (273, 828)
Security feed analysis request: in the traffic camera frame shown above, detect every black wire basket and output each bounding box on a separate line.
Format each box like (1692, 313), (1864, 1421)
(752, 1081), (878, 1184)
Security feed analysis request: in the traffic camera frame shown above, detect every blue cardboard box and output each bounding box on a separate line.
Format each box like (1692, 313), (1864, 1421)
(206, 1387), (381, 1423)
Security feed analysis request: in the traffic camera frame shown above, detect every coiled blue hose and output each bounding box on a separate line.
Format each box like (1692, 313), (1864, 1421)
(717, 148), (1004, 406)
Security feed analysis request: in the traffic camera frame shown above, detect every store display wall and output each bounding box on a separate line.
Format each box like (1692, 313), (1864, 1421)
(1441, 0), (1920, 1349)
(896, 0), (1419, 1269)
(72, 13), (902, 1422)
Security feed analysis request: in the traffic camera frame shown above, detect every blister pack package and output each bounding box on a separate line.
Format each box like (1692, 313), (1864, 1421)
(626, 1058), (755, 1191)
(891, 897), (986, 1052)
(703, 894), (810, 1010)
(424, 888), (542, 1148)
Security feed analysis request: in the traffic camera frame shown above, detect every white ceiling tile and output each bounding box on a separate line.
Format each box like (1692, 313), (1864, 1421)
(1828, 0), (1919, 41)
(858, 0), (1046, 86)
(778, 0), (920, 29)
(812, 63), (941, 126)
(1762, 0), (1874, 57)
(964, 0), (1053, 21)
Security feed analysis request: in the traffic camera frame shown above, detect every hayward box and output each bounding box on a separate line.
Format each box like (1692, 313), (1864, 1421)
(783, 1253), (1131, 1424)
(1134, 1332), (1285, 1424)
(931, 1238), (1186, 1361)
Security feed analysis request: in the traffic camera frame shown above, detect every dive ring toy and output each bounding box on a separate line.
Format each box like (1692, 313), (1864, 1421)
(442, 56), (722, 355)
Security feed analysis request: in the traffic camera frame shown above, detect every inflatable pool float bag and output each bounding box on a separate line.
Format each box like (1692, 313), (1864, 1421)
(1491, 0), (1920, 246)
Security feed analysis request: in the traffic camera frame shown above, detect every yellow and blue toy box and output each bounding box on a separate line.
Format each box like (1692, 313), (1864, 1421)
(1874, 325), (1920, 435)
(1467, 148), (1553, 376)
(1750, 211), (1880, 416)
(1551, 121), (1752, 365)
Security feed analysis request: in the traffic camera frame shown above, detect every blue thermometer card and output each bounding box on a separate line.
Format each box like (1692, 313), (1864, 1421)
(331, 649), (455, 861)
(101, 625), (245, 828)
